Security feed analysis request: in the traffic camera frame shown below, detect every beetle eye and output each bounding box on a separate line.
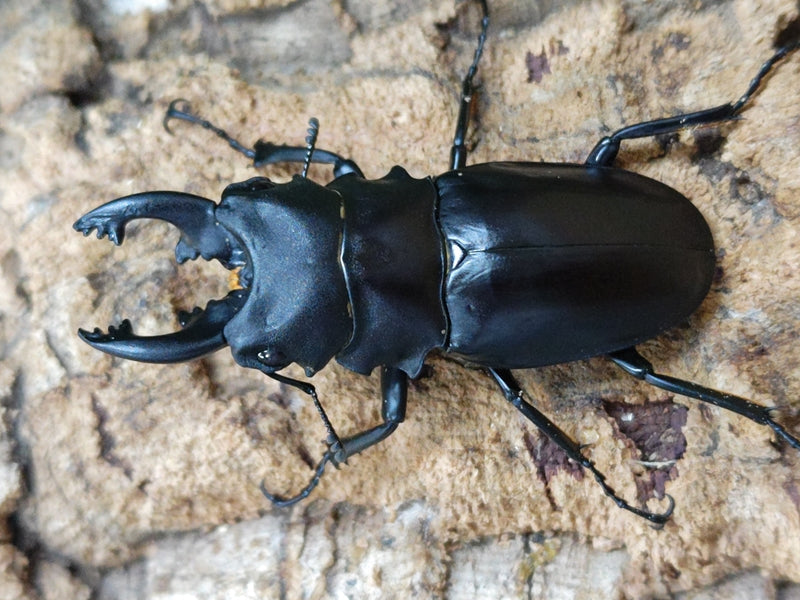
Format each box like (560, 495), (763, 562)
(257, 348), (287, 367)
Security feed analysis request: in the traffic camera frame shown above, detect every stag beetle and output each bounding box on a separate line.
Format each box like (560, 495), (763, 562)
(74, 0), (800, 524)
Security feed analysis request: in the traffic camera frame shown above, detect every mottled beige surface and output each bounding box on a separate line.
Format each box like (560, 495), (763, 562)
(1, 0), (799, 597)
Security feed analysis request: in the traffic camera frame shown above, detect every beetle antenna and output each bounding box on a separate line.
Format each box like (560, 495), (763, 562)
(302, 117), (320, 178)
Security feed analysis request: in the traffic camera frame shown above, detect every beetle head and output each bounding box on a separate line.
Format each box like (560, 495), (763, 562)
(74, 176), (352, 376)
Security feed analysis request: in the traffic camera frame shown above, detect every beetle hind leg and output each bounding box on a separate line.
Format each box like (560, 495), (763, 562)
(585, 41), (800, 166)
(488, 368), (674, 525)
(610, 347), (800, 451)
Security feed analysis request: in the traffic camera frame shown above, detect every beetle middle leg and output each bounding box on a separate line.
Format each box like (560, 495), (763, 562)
(449, 0), (489, 170)
(261, 367), (408, 506)
(488, 367), (674, 525)
(585, 41), (800, 167)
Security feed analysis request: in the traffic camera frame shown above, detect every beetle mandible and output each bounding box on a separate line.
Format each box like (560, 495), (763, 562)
(73, 0), (800, 525)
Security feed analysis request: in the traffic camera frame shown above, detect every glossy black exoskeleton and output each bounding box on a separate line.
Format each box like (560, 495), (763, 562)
(74, 1), (800, 524)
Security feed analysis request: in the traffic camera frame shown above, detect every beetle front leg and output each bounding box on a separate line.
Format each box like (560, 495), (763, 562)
(488, 367), (674, 526)
(261, 367), (407, 507)
(163, 99), (364, 178)
(330, 366), (407, 461)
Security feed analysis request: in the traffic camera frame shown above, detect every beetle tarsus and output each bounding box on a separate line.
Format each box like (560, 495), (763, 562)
(587, 463), (675, 527)
(162, 98), (192, 134)
(449, 0), (489, 170)
(260, 450), (334, 507)
(731, 41), (800, 113)
(768, 420), (800, 452)
(164, 98), (257, 160)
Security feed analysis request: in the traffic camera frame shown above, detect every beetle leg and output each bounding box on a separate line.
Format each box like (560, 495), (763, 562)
(260, 367), (407, 507)
(450, 0), (489, 170)
(163, 99), (364, 178)
(328, 366), (407, 462)
(488, 367), (675, 526)
(585, 41), (800, 166)
(164, 99), (257, 160)
(609, 347), (800, 451)
(266, 372), (344, 450)
(251, 141), (364, 178)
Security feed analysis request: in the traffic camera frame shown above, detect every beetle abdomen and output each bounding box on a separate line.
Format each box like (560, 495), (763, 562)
(436, 162), (715, 368)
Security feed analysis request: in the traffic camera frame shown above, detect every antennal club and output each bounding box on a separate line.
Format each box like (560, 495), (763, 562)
(302, 117), (320, 178)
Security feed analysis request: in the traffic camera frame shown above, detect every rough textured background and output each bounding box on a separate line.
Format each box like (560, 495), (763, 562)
(1, 0), (799, 597)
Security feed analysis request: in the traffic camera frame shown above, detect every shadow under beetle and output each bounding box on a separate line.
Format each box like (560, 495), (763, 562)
(74, 0), (800, 525)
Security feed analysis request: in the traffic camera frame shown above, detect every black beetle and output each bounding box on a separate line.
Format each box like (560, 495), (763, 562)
(74, 1), (800, 524)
